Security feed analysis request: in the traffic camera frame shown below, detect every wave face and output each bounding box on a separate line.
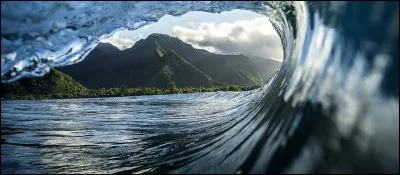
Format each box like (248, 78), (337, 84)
(1, 1), (399, 173)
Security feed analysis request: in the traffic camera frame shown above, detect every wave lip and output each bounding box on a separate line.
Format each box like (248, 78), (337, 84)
(1, 1), (269, 82)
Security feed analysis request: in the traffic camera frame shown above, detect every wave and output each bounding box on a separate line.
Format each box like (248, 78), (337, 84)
(1, 1), (398, 173)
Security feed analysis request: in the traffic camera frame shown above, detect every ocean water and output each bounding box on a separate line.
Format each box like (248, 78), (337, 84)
(1, 89), (271, 174)
(1, 1), (399, 174)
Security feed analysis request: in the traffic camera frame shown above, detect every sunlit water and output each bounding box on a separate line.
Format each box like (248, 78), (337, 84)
(1, 90), (268, 174)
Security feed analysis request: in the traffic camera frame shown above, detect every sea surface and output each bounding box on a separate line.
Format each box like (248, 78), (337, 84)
(1, 90), (269, 174)
(1, 1), (398, 174)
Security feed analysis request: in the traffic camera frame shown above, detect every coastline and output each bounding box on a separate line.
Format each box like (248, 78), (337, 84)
(1, 85), (260, 100)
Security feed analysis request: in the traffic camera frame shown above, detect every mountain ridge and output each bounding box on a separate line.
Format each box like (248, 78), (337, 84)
(59, 33), (281, 89)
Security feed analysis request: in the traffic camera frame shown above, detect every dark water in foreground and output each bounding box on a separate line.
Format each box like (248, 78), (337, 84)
(1, 1), (399, 174)
(1, 91), (270, 174)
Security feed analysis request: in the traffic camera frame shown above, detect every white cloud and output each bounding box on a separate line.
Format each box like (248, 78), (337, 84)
(101, 33), (135, 50)
(188, 21), (197, 28)
(172, 17), (283, 62)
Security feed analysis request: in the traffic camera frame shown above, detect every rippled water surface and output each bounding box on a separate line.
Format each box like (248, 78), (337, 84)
(1, 1), (399, 174)
(1, 90), (266, 174)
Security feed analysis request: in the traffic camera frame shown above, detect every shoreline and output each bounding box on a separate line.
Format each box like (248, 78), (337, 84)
(1, 85), (260, 100)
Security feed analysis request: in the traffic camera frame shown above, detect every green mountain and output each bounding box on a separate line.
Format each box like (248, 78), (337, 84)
(1, 69), (87, 99)
(146, 50), (219, 88)
(246, 55), (282, 83)
(56, 33), (281, 89)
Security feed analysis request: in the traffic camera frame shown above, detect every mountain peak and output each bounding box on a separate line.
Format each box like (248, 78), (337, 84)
(148, 33), (170, 37)
(128, 33), (197, 57)
(96, 42), (120, 54)
(59, 33), (281, 89)
(146, 33), (182, 42)
(98, 42), (116, 47)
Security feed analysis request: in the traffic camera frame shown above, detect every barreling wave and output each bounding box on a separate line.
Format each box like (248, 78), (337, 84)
(1, 1), (398, 173)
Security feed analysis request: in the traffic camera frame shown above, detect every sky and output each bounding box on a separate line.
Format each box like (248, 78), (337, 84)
(101, 9), (283, 62)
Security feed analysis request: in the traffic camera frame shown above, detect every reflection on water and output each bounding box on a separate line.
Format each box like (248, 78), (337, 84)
(1, 90), (264, 174)
(1, 1), (399, 173)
